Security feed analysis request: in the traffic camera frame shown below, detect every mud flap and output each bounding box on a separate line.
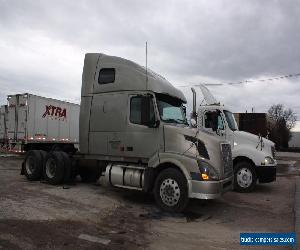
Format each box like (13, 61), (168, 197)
(143, 168), (155, 192)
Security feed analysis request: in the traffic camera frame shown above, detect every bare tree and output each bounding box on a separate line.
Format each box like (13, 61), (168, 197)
(268, 104), (297, 149)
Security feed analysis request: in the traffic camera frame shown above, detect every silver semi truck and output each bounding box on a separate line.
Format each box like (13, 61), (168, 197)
(22, 53), (233, 212)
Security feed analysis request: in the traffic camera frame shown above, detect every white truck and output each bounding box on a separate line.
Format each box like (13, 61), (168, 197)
(193, 85), (276, 192)
(21, 53), (234, 212)
(6, 94), (79, 152)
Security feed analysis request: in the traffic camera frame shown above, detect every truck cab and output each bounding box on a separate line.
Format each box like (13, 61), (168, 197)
(196, 85), (276, 192)
(79, 53), (234, 211)
(22, 53), (233, 212)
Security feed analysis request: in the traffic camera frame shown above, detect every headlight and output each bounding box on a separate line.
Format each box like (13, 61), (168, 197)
(197, 160), (219, 181)
(262, 156), (275, 165)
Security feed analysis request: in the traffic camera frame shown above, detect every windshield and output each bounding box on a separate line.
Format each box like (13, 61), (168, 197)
(156, 93), (187, 125)
(224, 110), (238, 131)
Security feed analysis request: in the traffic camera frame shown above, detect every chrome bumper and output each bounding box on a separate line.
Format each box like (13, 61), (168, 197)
(188, 176), (233, 199)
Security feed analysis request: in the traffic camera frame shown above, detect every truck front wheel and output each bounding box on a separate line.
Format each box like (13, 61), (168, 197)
(154, 168), (189, 213)
(234, 161), (257, 192)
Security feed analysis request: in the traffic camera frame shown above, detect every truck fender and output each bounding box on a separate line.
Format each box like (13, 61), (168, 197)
(146, 153), (192, 193)
(233, 146), (266, 166)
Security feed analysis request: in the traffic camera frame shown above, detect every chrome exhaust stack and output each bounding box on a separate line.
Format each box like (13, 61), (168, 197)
(191, 87), (197, 123)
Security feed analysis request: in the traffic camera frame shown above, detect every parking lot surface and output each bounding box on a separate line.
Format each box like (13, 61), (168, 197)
(0, 153), (298, 249)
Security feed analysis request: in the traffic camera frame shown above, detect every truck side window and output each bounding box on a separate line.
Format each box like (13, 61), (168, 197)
(130, 96), (155, 125)
(98, 68), (115, 84)
(205, 111), (224, 131)
(205, 111), (216, 130)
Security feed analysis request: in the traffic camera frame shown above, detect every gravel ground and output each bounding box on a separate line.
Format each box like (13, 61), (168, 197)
(0, 153), (297, 249)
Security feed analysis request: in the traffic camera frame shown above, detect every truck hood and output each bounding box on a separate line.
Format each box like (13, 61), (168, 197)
(163, 124), (225, 154)
(233, 130), (275, 148)
(163, 124), (227, 175)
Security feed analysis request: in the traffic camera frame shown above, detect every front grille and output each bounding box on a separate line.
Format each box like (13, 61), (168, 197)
(221, 143), (233, 177)
(271, 146), (276, 159)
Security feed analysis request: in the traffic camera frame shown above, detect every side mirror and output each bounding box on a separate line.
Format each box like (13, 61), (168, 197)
(149, 120), (160, 128)
(182, 105), (187, 116)
(141, 95), (159, 128)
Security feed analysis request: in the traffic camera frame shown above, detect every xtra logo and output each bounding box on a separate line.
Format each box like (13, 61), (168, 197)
(42, 105), (67, 119)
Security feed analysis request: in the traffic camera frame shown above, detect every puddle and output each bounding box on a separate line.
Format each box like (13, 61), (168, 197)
(184, 211), (203, 222)
(139, 210), (208, 223)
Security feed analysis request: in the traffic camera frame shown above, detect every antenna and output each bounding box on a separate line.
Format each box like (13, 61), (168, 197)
(145, 41), (148, 87)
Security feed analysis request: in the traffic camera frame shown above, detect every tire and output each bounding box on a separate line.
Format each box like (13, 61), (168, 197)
(44, 151), (65, 185)
(154, 168), (189, 213)
(234, 161), (257, 192)
(38, 150), (48, 180)
(24, 150), (44, 181)
(51, 144), (62, 152)
(60, 152), (72, 183)
(62, 144), (77, 153)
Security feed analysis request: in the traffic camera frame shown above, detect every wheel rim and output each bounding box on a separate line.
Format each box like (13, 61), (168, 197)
(160, 178), (180, 207)
(25, 156), (35, 175)
(236, 167), (253, 188)
(46, 158), (57, 179)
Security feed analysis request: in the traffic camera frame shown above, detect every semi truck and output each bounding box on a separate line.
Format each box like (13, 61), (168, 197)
(193, 85), (276, 192)
(4, 94), (79, 152)
(21, 53), (233, 212)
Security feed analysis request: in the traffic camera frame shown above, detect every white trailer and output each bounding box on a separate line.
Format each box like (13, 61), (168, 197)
(6, 93), (79, 152)
(0, 105), (8, 146)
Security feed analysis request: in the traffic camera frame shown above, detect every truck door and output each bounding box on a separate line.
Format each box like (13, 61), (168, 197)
(124, 94), (160, 161)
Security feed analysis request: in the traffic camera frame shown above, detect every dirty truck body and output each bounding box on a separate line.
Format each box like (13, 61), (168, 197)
(23, 53), (233, 212)
(196, 85), (276, 192)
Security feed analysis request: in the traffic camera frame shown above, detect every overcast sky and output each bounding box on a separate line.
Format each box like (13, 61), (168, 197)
(0, 0), (300, 130)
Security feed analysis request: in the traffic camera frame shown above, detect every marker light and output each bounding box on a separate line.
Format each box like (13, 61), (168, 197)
(201, 173), (209, 180)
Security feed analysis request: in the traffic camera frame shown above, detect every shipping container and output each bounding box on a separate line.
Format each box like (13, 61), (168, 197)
(0, 105), (8, 144)
(6, 93), (79, 151)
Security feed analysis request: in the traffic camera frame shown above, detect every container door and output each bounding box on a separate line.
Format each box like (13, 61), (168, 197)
(7, 96), (17, 141)
(17, 95), (28, 141)
(0, 106), (4, 141)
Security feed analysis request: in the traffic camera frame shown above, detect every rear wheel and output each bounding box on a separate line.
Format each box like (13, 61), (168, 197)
(24, 150), (43, 181)
(234, 161), (257, 192)
(60, 152), (72, 183)
(154, 168), (189, 213)
(44, 151), (65, 185)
